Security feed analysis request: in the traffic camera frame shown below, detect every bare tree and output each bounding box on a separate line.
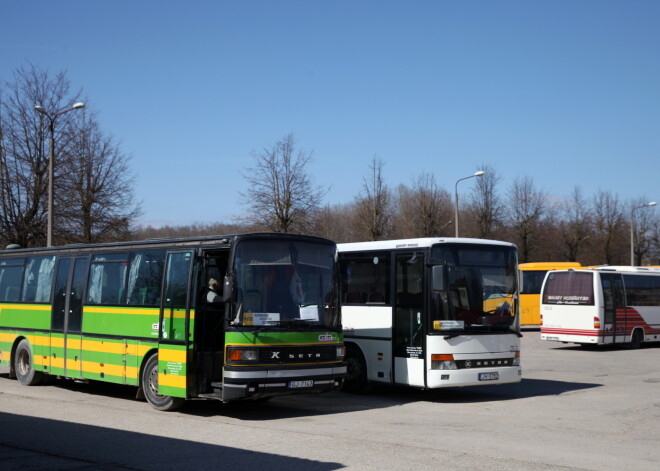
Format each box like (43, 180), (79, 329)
(395, 173), (452, 238)
(630, 198), (658, 265)
(507, 176), (546, 263)
(649, 218), (660, 265)
(0, 65), (81, 247)
(592, 190), (626, 265)
(466, 164), (504, 239)
(354, 156), (391, 241)
(558, 186), (592, 262)
(311, 203), (358, 243)
(241, 133), (325, 233)
(57, 109), (141, 243)
(1, 65), (143, 247)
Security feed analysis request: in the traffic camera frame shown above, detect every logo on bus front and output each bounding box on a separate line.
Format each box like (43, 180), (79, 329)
(318, 334), (334, 342)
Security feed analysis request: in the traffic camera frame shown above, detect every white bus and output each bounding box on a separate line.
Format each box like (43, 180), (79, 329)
(337, 238), (521, 392)
(540, 266), (660, 348)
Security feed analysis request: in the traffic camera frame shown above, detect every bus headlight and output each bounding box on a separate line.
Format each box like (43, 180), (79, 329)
(431, 354), (457, 370)
(227, 348), (258, 362)
(336, 345), (346, 360)
(513, 351), (521, 366)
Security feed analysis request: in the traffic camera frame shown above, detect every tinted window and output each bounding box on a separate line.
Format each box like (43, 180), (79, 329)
(521, 270), (547, 295)
(624, 274), (660, 306)
(542, 271), (594, 305)
(339, 252), (390, 304)
(164, 252), (192, 309)
(86, 253), (128, 305)
(126, 250), (165, 306)
(0, 258), (24, 302)
(21, 256), (56, 303)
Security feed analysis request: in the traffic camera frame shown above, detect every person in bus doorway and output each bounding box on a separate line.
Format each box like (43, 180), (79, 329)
(206, 278), (224, 303)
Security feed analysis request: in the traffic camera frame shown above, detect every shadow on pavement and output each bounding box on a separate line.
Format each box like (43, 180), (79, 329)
(0, 412), (342, 471)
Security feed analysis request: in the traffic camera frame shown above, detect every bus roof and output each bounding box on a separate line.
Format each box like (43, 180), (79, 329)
(586, 266), (660, 274)
(0, 232), (334, 257)
(337, 237), (516, 253)
(519, 262), (582, 271)
(548, 266), (660, 275)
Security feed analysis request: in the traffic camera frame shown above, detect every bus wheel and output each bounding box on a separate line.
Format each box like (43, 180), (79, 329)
(342, 346), (370, 394)
(141, 354), (184, 411)
(14, 339), (43, 386)
(629, 329), (643, 350)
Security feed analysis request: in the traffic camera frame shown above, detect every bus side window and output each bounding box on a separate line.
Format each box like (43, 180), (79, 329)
(21, 256), (56, 303)
(86, 253), (129, 305)
(0, 259), (24, 302)
(339, 253), (390, 305)
(126, 250), (165, 307)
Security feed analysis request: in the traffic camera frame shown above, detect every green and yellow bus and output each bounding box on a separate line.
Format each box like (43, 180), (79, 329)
(518, 262), (581, 326)
(0, 233), (345, 410)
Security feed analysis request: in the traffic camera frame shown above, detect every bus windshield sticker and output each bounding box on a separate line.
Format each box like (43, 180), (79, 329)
(433, 320), (465, 331)
(243, 312), (280, 326)
(300, 305), (319, 321)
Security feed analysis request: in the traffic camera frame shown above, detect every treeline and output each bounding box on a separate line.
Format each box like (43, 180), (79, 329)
(135, 136), (660, 266)
(0, 66), (139, 247)
(2, 66), (658, 265)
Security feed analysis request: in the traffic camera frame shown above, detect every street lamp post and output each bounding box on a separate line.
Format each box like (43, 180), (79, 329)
(630, 201), (657, 266)
(34, 102), (85, 246)
(454, 171), (485, 237)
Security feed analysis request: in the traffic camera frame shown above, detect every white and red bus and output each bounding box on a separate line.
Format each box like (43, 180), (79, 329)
(540, 266), (660, 348)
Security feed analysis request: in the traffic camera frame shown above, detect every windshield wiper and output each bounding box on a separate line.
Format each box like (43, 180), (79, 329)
(276, 318), (316, 327)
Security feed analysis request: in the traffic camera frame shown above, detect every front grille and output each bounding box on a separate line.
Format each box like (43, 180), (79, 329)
(258, 345), (337, 364)
(456, 358), (514, 369)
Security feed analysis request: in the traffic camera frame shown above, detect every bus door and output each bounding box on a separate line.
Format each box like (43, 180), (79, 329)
(51, 256), (89, 379)
(393, 251), (425, 387)
(158, 251), (194, 398)
(601, 273), (625, 343)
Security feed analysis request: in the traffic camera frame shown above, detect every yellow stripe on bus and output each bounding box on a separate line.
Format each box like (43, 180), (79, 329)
(84, 307), (194, 319)
(84, 307), (159, 315)
(0, 304), (51, 311)
(159, 373), (186, 388)
(159, 348), (187, 363)
(80, 361), (137, 378)
(28, 334), (50, 347)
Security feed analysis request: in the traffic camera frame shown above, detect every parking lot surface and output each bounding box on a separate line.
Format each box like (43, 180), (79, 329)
(1, 333), (659, 470)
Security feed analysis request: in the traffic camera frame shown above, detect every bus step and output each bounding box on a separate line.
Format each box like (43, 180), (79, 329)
(198, 392), (223, 399)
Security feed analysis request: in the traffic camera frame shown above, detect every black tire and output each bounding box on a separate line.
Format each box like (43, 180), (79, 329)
(629, 329), (643, 349)
(14, 339), (43, 386)
(341, 345), (370, 394)
(141, 354), (185, 411)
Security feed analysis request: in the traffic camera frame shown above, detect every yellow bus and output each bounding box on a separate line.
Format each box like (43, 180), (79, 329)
(519, 262), (581, 326)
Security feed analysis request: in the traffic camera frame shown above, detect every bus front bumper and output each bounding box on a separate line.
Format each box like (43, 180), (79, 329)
(426, 365), (522, 389)
(221, 364), (347, 401)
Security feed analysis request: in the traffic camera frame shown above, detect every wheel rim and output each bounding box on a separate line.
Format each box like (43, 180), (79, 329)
(148, 366), (164, 398)
(17, 348), (31, 377)
(346, 356), (361, 382)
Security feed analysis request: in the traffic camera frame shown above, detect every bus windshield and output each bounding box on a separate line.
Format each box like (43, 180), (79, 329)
(430, 244), (518, 332)
(231, 239), (340, 330)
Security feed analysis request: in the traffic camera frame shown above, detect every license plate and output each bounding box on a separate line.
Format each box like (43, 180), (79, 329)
(478, 372), (499, 381)
(288, 380), (314, 389)
(545, 336), (559, 341)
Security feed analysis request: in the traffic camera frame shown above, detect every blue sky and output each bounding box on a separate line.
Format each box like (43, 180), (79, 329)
(2, 1), (659, 227)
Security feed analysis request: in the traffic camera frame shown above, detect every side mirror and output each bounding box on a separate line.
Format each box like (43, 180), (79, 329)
(223, 274), (234, 301)
(432, 265), (447, 292)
